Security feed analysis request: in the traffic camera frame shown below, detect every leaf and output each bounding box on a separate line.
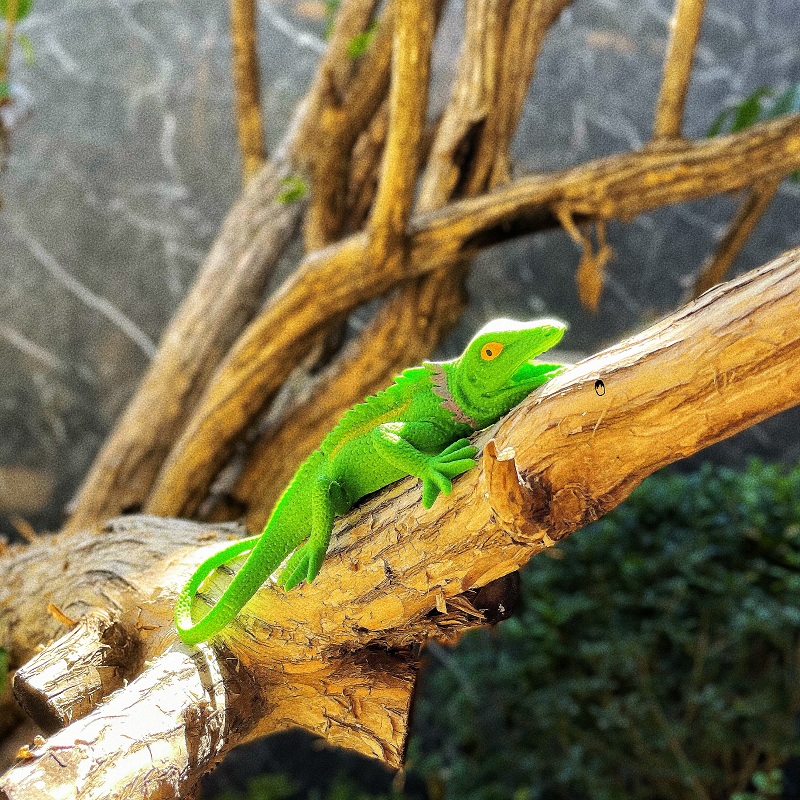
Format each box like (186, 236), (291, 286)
(0, 0), (33, 22)
(346, 24), (376, 59)
(276, 174), (309, 204)
(729, 87), (772, 133)
(707, 84), (800, 138)
(15, 31), (34, 64)
(0, 79), (9, 105)
(765, 84), (800, 119)
(707, 107), (734, 138)
(323, 0), (340, 40)
(707, 83), (800, 181)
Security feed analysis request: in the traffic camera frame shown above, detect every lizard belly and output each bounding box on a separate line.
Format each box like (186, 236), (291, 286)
(331, 437), (406, 504)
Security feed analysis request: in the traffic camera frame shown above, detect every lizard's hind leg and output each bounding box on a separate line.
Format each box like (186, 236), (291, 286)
(278, 474), (340, 591)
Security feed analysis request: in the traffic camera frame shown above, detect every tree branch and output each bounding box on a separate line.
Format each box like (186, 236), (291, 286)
(368, 0), (435, 263)
(230, 0), (267, 182)
(692, 177), (781, 297)
(297, 0), (386, 249)
(144, 113), (800, 518)
(2, 246), (799, 798)
(652, 0), (706, 140)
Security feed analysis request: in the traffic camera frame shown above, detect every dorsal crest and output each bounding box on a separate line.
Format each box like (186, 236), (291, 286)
(321, 367), (430, 451)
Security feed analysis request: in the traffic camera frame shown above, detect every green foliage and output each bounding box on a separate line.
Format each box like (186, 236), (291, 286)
(212, 774), (296, 800)
(708, 84), (800, 180)
(319, 776), (407, 800)
(15, 32), (34, 64)
(0, 0), (33, 22)
(731, 768), (783, 800)
(214, 774), (407, 800)
(410, 460), (800, 800)
(323, 0), (340, 41)
(347, 24), (376, 60)
(277, 175), (310, 205)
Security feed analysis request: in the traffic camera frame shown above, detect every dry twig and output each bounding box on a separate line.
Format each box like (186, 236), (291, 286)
(692, 178), (781, 296)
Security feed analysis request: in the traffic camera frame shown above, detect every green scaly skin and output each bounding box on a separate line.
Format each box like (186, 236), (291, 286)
(175, 318), (567, 645)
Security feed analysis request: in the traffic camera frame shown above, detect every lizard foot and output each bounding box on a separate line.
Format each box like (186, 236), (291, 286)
(422, 438), (479, 509)
(278, 540), (327, 591)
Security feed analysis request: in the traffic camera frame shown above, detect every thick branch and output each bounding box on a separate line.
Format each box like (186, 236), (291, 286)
(217, 251), (800, 657)
(0, 518), (242, 669)
(652, 0), (706, 140)
(145, 114), (800, 518)
(2, 248), (798, 800)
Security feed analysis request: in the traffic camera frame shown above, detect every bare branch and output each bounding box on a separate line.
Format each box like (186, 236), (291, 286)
(368, 0), (436, 263)
(294, 0), (384, 248)
(13, 611), (138, 733)
(230, 0), (267, 182)
(653, 0), (706, 140)
(692, 177), (781, 297)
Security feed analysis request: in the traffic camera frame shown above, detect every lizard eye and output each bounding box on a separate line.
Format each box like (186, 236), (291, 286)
(481, 342), (504, 361)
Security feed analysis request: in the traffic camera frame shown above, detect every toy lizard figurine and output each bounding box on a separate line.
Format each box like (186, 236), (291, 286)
(175, 318), (567, 644)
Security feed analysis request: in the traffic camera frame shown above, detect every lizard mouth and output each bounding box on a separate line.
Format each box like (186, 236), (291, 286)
(482, 358), (565, 402)
(484, 359), (567, 405)
(508, 359), (564, 387)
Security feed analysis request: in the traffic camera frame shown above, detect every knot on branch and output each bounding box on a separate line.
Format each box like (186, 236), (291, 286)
(482, 440), (559, 547)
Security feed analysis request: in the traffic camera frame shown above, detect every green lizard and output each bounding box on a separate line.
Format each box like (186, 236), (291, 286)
(175, 318), (567, 645)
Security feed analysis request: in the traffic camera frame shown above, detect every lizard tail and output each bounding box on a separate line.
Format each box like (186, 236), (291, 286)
(174, 533), (284, 645)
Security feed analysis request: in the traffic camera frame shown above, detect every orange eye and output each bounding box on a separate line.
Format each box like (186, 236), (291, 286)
(481, 341), (504, 360)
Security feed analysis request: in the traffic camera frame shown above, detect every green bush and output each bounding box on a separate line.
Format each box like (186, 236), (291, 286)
(409, 461), (800, 800)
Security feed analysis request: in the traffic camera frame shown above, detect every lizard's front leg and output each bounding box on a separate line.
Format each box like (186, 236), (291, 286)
(278, 474), (340, 590)
(371, 422), (477, 509)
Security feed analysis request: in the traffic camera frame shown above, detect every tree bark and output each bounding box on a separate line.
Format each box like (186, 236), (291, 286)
(2, 246), (799, 799)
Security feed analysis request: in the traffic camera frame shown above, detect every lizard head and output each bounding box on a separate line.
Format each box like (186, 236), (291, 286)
(454, 318), (567, 423)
